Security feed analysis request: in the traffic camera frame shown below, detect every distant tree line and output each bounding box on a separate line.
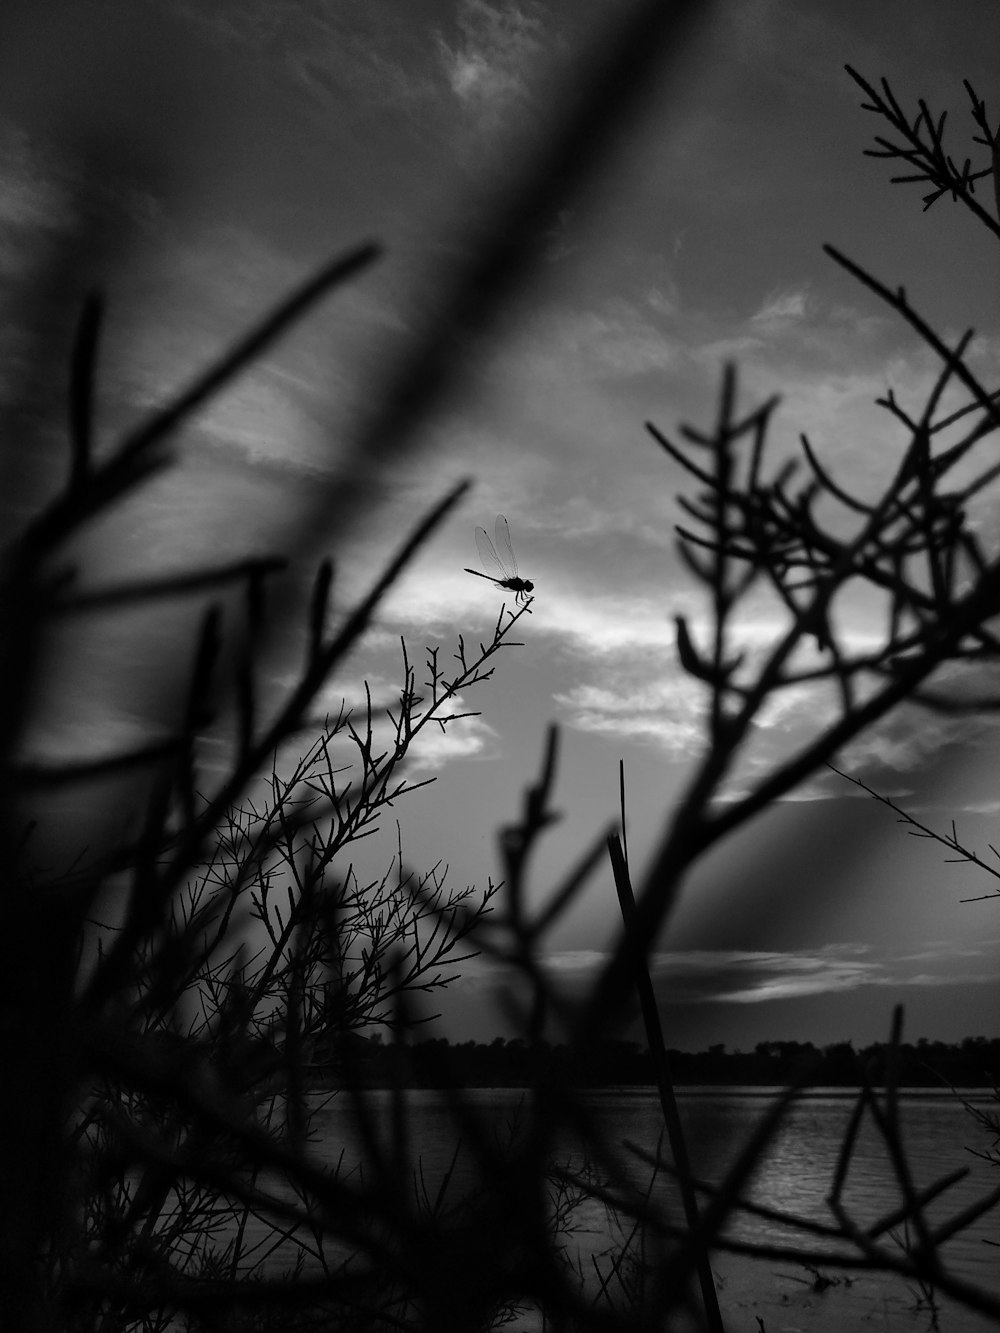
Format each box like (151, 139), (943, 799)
(317, 1033), (1000, 1089)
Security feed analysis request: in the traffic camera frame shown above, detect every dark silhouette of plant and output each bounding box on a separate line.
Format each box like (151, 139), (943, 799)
(1, 5), (710, 1331)
(597, 64), (1000, 1324)
(449, 62), (1000, 1329)
(57, 614), (530, 1329)
(7, 3), (1000, 1326)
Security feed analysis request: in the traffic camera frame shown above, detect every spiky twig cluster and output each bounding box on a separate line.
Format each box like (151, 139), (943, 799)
(847, 64), (1000, 231)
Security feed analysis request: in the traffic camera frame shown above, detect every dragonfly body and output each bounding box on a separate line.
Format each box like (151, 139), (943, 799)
(464, 514), (534, 605)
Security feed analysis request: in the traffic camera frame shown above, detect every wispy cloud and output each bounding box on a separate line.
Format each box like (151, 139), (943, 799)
(407, 712), (499, 772)
(162, 1), (440, 115)
(750, 285), (810, 333)
(554, 674), (706, 758)
(956, 799), (1000, 816)
(436, 0), (550, 117)
(538, 941), (1000, 1006)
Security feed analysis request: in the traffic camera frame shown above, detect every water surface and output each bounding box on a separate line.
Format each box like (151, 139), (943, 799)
(248, 1086), (1000, 1330)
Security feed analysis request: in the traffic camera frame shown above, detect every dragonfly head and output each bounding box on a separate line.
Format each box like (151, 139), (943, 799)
(522, 580), (534, 592)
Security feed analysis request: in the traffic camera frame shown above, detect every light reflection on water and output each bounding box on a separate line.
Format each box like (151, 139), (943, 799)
(578, 1089), (998, 1258)
(250, 1087), (1000, 1329)
(569, 1088), (1000, 1328)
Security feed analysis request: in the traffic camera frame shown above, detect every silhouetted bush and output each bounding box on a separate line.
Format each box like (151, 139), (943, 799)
(5, 16), (1000, 1330)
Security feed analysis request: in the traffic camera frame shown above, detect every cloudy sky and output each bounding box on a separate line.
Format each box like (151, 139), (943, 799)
(5, 0), (1000, 1050)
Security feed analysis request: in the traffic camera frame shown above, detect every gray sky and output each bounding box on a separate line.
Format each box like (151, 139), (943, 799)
(5, 1), (1000, 1049)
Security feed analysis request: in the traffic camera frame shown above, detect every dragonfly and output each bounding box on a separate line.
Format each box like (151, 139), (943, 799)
(464, 514), (534, 605)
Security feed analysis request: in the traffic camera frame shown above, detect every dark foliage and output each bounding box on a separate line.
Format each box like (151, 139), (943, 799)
(4, 13), (1000, 1330)
(318, 1034), (1000, 1090)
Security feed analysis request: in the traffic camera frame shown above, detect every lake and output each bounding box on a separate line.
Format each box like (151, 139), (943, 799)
(242, 1086), (1000, 1330)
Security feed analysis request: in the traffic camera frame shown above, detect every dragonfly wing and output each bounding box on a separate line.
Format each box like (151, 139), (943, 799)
(475, 526), (507, 579)
(494, 514), (518, 579)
